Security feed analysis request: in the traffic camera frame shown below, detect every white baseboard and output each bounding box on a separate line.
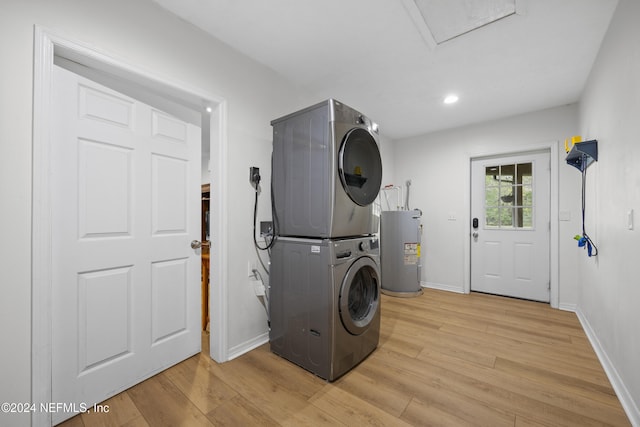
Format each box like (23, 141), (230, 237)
(575, 307), (640, 427)
(421, 281), (465, 294)
(227, 332), (269, 361)
(558, 302), (577, 312)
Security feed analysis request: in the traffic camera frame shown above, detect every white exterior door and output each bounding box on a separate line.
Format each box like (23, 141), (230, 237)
(471, 151), (550, 302)
(51, 65), (201, 424)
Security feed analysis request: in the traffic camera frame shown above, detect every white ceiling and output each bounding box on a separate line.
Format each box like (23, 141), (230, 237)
(152, 0), (618, 140)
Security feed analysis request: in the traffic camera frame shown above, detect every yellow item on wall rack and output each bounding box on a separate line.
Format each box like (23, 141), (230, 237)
(564, 135), (582, 153)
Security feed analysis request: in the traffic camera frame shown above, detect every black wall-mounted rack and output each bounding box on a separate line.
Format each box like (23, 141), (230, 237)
(566, 139), (598, 171)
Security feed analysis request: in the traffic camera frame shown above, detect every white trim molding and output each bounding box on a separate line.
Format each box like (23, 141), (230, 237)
(557, 302), (577, 312)
(575, 308), (640, 426)
(422, 281), (465, 294)
(227, 333), (270, 362)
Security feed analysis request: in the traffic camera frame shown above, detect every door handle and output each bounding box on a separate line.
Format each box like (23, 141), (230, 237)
(191, 240), (202, 249)
(472, 232), (479, 238)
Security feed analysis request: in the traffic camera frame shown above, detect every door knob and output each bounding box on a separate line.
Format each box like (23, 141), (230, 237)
(472, 232), (479, 238)
(191, 240), (202, 249)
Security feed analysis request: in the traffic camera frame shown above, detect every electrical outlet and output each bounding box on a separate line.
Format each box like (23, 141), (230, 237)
(260, 221), (273, 236)
(249, 166), (260, 186)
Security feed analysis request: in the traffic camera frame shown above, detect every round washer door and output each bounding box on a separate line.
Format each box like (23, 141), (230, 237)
(338, 128), (383, 206)
(339, 256), (380, 335)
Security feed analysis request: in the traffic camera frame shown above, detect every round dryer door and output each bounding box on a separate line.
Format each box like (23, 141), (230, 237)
(338, 128), (383, 206)
(339, 256), (380, 335)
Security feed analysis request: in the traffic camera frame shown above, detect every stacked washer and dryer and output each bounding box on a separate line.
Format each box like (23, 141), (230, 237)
(269, 99), (383, 381)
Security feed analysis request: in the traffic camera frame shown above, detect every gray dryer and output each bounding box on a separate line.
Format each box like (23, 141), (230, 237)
(271, 99), (382, 239)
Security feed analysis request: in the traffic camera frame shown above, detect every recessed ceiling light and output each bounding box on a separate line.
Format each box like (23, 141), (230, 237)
(444, 94), (459, 104)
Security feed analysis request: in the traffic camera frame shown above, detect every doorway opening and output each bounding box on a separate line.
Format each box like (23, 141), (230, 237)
(32, 27), (228, 426)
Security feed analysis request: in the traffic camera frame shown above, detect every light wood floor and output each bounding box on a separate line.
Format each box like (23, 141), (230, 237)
(60, 289), (630, 426)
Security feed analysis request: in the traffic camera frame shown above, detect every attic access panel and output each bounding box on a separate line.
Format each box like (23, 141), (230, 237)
(413, 0), (517, 44)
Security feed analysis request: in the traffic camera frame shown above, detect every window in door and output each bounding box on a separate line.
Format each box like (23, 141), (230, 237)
(484, 162), (533, 229)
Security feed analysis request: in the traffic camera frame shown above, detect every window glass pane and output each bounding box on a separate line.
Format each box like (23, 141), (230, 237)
(522, 185), (532, 206)
(522, 207), (533, 228)
(485, 166), (500, 187)
(485, 186), (499, 206)
(500, 164), (515, 182)
(500, 185), (516, 206)
(486, 207), (500, 227)
(500, 207), (513, 227)
(517, 162), (532, 185)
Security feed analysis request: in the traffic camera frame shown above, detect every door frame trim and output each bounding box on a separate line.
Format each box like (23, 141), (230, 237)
(465, 141), (559, 307)
(32, 26), (229, 426)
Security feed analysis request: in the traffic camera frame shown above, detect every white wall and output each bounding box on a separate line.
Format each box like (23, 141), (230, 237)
(392, 104), (581, 302)
(578, 0), (640, 421)
(0, 1), (305, 424)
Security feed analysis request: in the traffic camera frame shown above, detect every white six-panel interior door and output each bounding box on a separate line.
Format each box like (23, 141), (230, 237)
(51, 64), (201, 424)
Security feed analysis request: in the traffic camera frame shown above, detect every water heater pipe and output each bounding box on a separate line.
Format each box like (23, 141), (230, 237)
(405, 180), (412, 210)
(381, 185), (403, 211)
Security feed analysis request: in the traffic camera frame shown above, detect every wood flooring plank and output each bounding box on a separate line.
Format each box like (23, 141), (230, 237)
(382, 296), (492, 334)
(127, 374), (214, 427)
(377, 329), (425, 358)
(487, 338), (612, 387)
(360, 349), (516, 427)
(438, 322), (598, 363)
(240, 345), (325, 399)
(162, 353), (238, 414)
(200, 353), (325, 424)
(494, 356), (621, 405)
(308, 385), (413, 426)
(400, 398), (478, 427)
(59, 391), (148, 427)
(502, 308), (586, 335)
(57, 414), (86, 427)
(277, 401), (346, 427)
(332, 369), (413, 418)
(205, 394), (279, 426)
(80, 392), (147, 427)
(380, 304), (443, 331)
(514, 416), (554, 427)
(486, 322), (573, 346)
(385, 319), (497, 368)
(117, 416), (150, 427)
(428, 309), (611, 386)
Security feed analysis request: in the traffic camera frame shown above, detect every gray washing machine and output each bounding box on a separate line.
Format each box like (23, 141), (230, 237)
(271, 99), (383, 238)
(269, 236), (381, 381)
